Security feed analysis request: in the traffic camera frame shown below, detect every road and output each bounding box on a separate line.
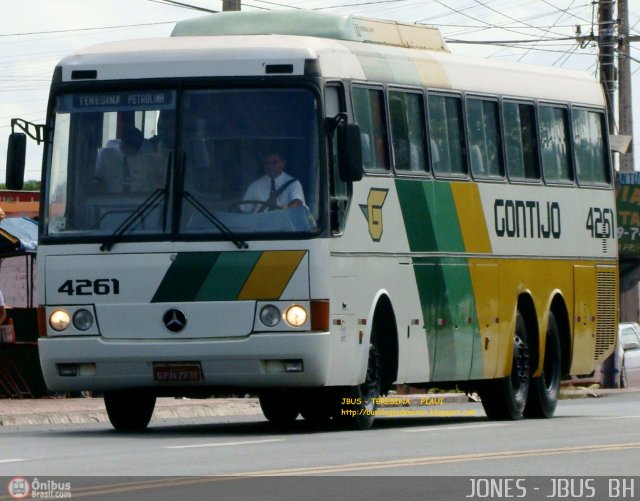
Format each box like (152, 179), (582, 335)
(1, 392), (639, 500)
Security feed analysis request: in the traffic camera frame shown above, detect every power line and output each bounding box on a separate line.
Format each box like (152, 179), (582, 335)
(147, 0), (217, 13)
(0, 21), (175, 38)
(314, 0), (410, 10)
(250, 0), (302, 8)
(517, 0), (578, 61)
(446, 35), (581, 44)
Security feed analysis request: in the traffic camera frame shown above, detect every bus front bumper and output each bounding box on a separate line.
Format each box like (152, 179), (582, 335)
(38, 332), (331, 392)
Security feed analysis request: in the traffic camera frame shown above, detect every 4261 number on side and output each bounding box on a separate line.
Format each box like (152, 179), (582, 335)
(58, 279), (120, 296)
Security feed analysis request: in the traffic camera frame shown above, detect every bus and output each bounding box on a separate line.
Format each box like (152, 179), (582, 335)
(7, 10), (617, 431)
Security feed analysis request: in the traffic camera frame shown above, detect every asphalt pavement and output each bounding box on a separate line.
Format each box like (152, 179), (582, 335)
(0, 386), (632, 427)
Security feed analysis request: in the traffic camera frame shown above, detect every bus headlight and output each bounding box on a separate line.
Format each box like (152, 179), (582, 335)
(285, 305), (307, 327)
(49, 310), (70, 331)
(260, 305), (281, 327)
(73, 309), (94, 331)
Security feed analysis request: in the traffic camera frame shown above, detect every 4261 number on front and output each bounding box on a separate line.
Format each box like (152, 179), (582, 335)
(58, 279), (120, 296)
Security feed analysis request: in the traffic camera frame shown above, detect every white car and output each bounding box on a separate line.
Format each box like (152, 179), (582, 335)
(616, 323), (640, 388)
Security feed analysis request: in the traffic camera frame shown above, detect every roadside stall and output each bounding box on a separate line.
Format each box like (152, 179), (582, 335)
(0, 216), (45, 398)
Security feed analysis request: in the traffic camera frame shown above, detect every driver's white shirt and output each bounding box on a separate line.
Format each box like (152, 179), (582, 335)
(242, 172), (305, 209)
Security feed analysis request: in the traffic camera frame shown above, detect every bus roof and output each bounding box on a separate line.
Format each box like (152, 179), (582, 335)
(56, 11), (604, 107)
(171, 10), (449, 52)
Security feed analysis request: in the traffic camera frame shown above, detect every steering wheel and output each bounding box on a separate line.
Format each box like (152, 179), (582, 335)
(228, 199), (271, 213)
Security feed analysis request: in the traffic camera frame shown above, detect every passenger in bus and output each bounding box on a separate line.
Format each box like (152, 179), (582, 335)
(95, 126), (165, 193)
(241, 150), (305, 212)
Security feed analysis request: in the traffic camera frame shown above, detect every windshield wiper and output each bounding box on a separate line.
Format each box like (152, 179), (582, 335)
(182, 191), (248, 249)
(100, 188), (166, 251)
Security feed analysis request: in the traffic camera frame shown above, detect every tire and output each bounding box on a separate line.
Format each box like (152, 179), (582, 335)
(480, 312), (530, 420)
(258, 390), (299, 424)
(620, 361), (628, 389)
(525, 312), (561, 418)
(104, 389), (156, 431)
(299, 390), (336, 425)
(339, 343), (382, 430)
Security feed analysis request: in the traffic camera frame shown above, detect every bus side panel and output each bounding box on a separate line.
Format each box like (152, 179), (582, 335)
(572, 265), (597, 374)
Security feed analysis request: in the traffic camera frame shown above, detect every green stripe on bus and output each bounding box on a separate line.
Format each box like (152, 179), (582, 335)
(350, 45), (395, 82)
(396, 179), (465, 252)
(195, 251), (262, 301)
(413, 257), (483, 381)
(396, 179), (483, 380)
(385, 52), (423, 86)
(152, 252), (221, 303)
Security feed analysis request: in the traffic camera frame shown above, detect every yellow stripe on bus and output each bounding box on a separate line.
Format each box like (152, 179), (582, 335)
(237, 250), (306, 300)
(450, 183), (492, 254)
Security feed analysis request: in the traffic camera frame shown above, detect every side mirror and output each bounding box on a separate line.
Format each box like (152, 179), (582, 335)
(337, 123), (363, 182)
(623, 340), (640, 351)
(6, 132), (26, 190)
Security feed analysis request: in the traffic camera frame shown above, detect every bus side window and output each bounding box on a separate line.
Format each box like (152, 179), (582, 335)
(389, 90), (428, 173)
(572, 109), (610, 185)
(504, 101), (540, 181)
(466, 98), (504, 178)
(427, 93), (466, 176)
(351, 86), (390, 171)
(539, 105), (573, 183)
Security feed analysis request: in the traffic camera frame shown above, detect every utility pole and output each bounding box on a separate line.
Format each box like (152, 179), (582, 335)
(618, 0), (634, 171)
(598, 0), (616, 135)
(222, 0), (240, 10)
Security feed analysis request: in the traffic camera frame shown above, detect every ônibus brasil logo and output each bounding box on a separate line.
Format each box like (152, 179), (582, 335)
(7, 477), (30, 499)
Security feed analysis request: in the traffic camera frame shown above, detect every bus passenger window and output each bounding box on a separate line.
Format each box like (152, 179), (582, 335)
(503, 102), (540, 181)
(572, 109), (610, 185)
(389, 90), (428, 173)
(427, 93), (466, 176)
(539, 105), (573, 183)
(351, 86), (390, 171)
(466, 98), (504, 178)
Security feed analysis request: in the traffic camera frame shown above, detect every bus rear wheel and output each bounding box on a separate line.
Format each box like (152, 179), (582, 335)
(480, 312), (530, 420)
(258, 390), (299, 424)
(104, 389), (156, 431)
(525, 312), (561, 418)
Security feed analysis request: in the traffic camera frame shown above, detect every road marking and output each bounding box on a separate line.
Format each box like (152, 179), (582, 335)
(0, 459), (27, 464)
(231, 442), (640, 476)
(592, 415), (640, 420)
(40, 442), (640, 497)
(402, 423), (508, 432)
(164, 438), (284, 449)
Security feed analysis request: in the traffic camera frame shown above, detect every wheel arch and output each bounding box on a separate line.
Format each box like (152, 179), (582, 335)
(368, 291), (399, 394)
(548, 292), (571, 377)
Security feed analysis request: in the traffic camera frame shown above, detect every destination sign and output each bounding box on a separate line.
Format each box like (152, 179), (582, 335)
(58, 91), (175, 113)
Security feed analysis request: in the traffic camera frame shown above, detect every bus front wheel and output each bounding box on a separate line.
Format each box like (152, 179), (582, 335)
(338, 343), (382, 430)
(258, 390), (299, 424)
(480, 312), (530, 420)
(525, 312), (561, 418)
(104, 389), (156, 431)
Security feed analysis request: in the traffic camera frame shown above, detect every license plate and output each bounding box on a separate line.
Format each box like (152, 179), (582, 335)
(153, 363), (202, 383)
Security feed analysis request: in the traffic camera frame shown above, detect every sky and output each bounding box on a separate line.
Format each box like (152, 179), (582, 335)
(1, 0), (639, 183)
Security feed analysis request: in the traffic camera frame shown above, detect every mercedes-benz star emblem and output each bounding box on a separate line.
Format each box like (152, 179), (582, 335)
(163, 309), (187, 333)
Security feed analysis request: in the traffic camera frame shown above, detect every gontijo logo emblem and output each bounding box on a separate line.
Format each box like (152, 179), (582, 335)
(360, 188), (389, 242)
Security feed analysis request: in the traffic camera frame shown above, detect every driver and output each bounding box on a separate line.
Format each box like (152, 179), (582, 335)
(241, 150), (304, 212)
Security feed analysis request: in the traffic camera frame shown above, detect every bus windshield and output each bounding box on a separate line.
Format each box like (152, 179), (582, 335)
(45, 87), (320, 241)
